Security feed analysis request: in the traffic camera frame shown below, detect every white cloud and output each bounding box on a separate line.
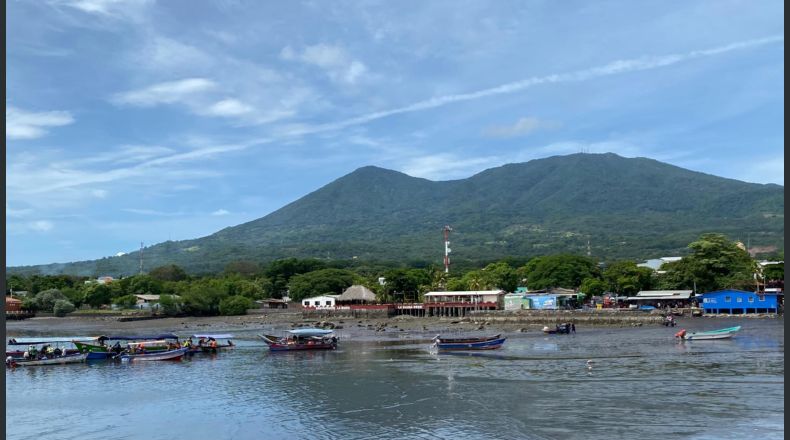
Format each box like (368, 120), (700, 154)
(122, 208), (184, 216)
(112, 78), (216, 107)
(400, 153), (500, 180)
(484, 117), (560, 138)
(91, 189), (109, 198)
(281, 43), (369, 84)
(203, 99), (254, 117)
(7, 107), (75, 139)
(211, 209), (230, 216)
(29, 220), (54, 232)
(51, 0), (153, 20)
(736, 155), (784, 185)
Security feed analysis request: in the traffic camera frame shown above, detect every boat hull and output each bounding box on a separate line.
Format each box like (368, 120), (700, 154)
(119, 347), (188, 362)
(9, 353), (88, 367)
(433, 334), (507, 350)
(435, 337), (507, 350)
(260, 334), (337, 351)
(683, 332), (734, 340)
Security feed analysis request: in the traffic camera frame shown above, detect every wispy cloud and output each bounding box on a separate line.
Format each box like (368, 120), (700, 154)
(48, 0), (153, 22)
(281, 43), (369, 84)
(400, 153), (501, 180)
(122, 208), (185, 216)
(112, 78), (216, 107)
(29, 220), (54, 232)
(483, 117), (560, 138)
(279, 35), (784, 139)
(7, 106), (75, 139)
(211, 209), (230, 216)
(202, 99), (254, 117)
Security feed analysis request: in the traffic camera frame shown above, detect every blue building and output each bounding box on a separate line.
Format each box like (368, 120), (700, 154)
(700, 289), (781, 314)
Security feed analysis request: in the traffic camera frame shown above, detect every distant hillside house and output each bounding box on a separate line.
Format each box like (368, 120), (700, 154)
(302, 295), (340, 309)
(134, 294), (160, 309)
(257, 298), (288, 309)
(700, 289), (781, 314)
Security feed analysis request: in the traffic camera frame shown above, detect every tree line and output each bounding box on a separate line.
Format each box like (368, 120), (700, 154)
(7, 233), (782, 317)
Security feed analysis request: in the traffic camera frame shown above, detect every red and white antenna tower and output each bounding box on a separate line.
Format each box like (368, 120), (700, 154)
(443, 225), (452, 273)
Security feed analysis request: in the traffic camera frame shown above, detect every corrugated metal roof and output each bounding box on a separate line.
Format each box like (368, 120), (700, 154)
(628, 290), (693, 300)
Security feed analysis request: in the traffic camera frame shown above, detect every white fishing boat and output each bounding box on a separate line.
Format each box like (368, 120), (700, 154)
(118, 347), (188, 362)
(676, 326), (741, 340)
(6, 352), (88, 367)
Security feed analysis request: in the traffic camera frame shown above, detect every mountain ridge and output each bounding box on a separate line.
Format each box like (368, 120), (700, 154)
(9, 153), (784, 276)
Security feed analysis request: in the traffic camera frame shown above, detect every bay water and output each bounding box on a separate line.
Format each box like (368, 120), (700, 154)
(6, 318), (783, 439)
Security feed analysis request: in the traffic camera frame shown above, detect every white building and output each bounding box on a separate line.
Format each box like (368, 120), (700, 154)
(301, 295), (340, 308)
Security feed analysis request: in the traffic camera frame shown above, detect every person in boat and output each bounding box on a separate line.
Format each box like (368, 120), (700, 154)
(183, 338), (192, 348)
(53, 347), (62, 356)
(8, 338), (17, 344)
(198, 337), (206, 347)
(112, 341), (122, 353)
(227, 339), (234, 347)
(209, 338), (218, 349)
(571, 323), (576, 333)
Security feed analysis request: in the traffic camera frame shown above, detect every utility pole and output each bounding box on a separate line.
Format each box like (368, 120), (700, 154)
(443, 225), (452, 274)
(139, 242), (144, 275)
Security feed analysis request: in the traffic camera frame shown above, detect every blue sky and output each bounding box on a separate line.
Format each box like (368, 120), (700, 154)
(6, 0), (785, 266)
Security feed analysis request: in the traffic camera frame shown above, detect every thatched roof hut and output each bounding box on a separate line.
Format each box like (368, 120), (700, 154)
(337, 285), (377, 304)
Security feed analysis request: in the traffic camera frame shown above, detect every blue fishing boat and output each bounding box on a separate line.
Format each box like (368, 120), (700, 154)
(432, 334), (507, 350)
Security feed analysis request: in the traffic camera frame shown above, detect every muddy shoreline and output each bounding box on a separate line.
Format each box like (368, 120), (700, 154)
(7, 310), (775, 340)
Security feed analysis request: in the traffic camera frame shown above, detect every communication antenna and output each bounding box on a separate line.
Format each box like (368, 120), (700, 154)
(443, 225), (453, 274)
(139, 242), (144, 274)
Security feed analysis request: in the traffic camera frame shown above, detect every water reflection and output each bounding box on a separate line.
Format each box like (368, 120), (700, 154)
(6, 319), (784, 440)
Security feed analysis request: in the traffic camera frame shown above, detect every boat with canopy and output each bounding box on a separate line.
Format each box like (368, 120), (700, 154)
(675, 326), (741, 340)
(72, 333), (180, 359)
(6, 337), (93, 359)
(6, 352), (88, 367)
(259, 328), (338, 351)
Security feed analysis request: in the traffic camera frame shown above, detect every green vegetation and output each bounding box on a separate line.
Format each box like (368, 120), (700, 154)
(5, 234), (781, 317)
(113, 294), (139, 309)
(657, 233), (758, 292)
(53, 299), (76, 317)
(219, 295), (254, 315)
(8, 153), (783, 277)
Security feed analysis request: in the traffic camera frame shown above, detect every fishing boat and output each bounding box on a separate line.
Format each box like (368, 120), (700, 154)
(259, 328), (338, 351)
(432, 334), (507, 350)
(186, 334), (236, 354)
(6, 352), (88, 367)
(675, 326), (741, 341)
(73, 334), (179, 360)
(6, 337), (89, 359)
(117, 347), (189, 362)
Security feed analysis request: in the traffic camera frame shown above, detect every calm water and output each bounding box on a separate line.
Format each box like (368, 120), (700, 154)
(6, 318), (784, 440)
